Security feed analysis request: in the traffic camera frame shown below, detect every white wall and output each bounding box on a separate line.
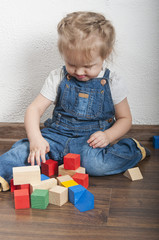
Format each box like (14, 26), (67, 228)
(0, 0), (159, 124)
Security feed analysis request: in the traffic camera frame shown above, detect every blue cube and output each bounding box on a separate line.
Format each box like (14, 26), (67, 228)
(153, 136), (159, 149)
(69, 185), (86, 204)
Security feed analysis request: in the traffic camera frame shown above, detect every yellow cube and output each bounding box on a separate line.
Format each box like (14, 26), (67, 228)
(61, 180), (78, 188)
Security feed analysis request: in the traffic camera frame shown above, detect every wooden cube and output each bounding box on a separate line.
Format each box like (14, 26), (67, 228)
(31, 189), (49, 209)
(56, 175), (73, 185)
(153, 136), (159, 149)
(41, 159), (58, 177)
(69, 185), (86, 204)
(58, 164), (85, 177)
(14, 189), (30, 209)
(10, 179), (17, 192)
(49, 186), (68, 206)
(72, 173), (89, 188)
(61, 180), (78, 188)
(64, 153), (80, 170)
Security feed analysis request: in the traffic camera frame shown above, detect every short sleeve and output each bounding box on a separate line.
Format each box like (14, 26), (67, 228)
(40, 67), (64, 102)
(109, 71), (128, 105)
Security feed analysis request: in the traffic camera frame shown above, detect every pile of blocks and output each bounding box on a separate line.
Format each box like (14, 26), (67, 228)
(11, 153), (94, 212)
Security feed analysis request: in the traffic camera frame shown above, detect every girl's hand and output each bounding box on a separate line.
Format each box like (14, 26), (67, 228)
(87, 131), (110, 148)
(28, 136), (50, 166)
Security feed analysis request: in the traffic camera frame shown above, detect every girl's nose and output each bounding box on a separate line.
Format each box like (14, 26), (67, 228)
(75, 67), (84, 75)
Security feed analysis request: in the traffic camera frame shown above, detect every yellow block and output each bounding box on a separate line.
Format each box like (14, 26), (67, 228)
(61, 180), (78, 188)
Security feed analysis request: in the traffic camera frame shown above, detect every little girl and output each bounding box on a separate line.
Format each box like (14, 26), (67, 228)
(0, 11), (150, 191)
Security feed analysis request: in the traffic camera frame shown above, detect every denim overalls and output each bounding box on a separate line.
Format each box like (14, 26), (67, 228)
(0, 67), (147, 187)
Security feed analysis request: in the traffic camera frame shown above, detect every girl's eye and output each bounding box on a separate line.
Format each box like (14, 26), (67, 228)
(85, 65), (94, 69)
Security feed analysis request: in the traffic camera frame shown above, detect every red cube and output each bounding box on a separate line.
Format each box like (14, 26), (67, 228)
(41, 159), (58, 177)
(72, 173), (89, 189)
(19, 184), (30, 195)
(14, 189), (30, 209)
(64, 153), (80, 170)
(10, 179), (17, 192)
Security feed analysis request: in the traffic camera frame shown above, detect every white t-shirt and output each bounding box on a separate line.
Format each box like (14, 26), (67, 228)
(40, 66), (127, 105)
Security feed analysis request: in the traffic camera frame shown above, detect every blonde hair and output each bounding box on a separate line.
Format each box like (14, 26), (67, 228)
(57, 11), (115, 60)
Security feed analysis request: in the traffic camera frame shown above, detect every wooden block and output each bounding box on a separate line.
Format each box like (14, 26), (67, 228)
(58, 164), (85, 177)
(14, 189), (30, 209)
(30, 178), (57, 194)
(49, 186), (68, 206)
(41, 159), (58, 177)
(75, 190), (94, 212)
(19, 184), (30, 195)
(13, 166), (41, 185)
(61, 180), (78, 188)
(10, 179), (30, 194)
(64, 153), (80, 170)
(72, 173), (89, 188)
(41, 174), (50, 181)
(56, 175), (73, 185)
(31, 189), (49, 209)
(69, 185), (86, 204)
(123, 167), (143, 181)
(10, 179), (18, 192)
(153, 136), (159, 149)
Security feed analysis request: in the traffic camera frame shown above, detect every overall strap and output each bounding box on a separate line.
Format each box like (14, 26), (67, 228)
(103, 68), (110, 80)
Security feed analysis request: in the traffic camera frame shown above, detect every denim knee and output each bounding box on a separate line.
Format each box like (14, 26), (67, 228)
(80, 144), (105, 176)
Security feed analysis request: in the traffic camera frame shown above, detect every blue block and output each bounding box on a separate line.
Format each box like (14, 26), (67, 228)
(41, 174), (50, 181)
(69, 185), (86, 204)
(153, 136), (159, 149)
(75, 190), (94, 212)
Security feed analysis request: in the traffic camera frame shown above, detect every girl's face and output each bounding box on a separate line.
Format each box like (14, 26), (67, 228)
(63, 49), (104, 81)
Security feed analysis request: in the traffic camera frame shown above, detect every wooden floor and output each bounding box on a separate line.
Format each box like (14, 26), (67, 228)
(0, 123), (159, 240)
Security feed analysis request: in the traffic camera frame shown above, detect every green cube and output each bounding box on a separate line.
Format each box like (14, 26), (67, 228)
(31, 189), (49, 209)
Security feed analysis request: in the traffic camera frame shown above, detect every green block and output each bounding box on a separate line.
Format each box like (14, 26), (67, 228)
(31, 189), (49, 209)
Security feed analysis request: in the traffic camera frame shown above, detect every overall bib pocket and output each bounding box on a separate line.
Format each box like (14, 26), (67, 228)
(61, 84), (104, 119)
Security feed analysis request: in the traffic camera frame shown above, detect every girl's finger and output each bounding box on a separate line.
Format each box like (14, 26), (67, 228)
(35, 150), (41, 166)
(41, 150), (46, 163)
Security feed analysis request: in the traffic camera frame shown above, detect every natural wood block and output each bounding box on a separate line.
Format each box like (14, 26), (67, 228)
(56, 175), (73, 185)
(30, 178), (57, 194)
(49, 185), (68, 206)
(64, 153), (80, 170)
(123, 167), (143, 181)
(61, 180), (78, 188)
(13, 166), (41, 185)
(58, 164), (85, 177)
(72, 173), (89, 188)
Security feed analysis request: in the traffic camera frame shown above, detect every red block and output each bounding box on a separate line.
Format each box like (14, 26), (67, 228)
(19, 184), (30, 195)
(41, 159), (58, 177)
(72, 173), (89, 189)
(10, 179), (17, 192)
(10, 179), (30, 194)
(64, 153), (80, 170)
(14, 189), (30, 209)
